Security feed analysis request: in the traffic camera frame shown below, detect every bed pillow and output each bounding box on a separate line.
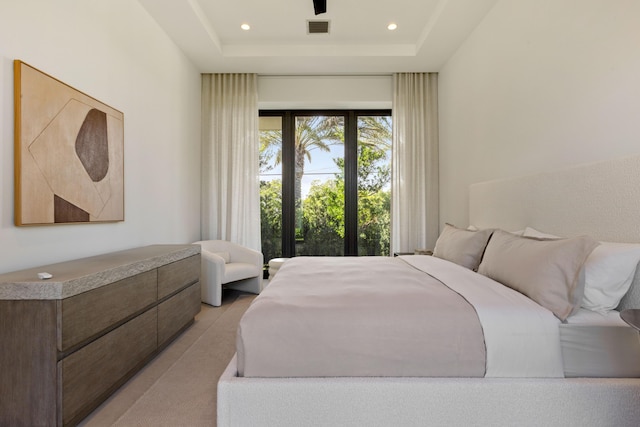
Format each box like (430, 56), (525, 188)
(468, 225), (524, 236)
(524, 227), (640, 312)
(580, 242), (640, 312)
(478, 229), (599, 321)
(433, 224), (493, 271)
(523, 227), (560, 239)
(521, 227), (586, 315)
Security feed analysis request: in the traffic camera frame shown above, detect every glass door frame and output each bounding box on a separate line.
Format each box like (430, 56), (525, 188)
(260, 109), (391, 258)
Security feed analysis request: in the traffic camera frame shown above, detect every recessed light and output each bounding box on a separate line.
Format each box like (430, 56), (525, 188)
(241, 23), (251, 31)
(387, 23), (397, 31)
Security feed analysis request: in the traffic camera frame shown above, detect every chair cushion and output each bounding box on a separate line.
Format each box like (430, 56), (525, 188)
(223, 262), (261, 284)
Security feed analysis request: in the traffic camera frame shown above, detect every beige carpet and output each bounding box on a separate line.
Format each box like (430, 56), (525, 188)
(79, 289), (256, 427)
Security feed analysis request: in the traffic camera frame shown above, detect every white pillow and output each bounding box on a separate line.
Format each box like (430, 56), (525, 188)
(468, 225), (524, 236)
(581, 242), (640, 312)
(523, 227), (560, 239)
(524, 227), (640, 312)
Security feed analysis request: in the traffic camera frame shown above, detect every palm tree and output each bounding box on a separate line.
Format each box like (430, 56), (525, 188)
(293, 116), (343, 202)
(357, 116), (392, 151)
(260, 116), (344, 204)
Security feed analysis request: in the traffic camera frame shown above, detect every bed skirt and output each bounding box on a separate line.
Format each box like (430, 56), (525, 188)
(218, 355), (640, 427)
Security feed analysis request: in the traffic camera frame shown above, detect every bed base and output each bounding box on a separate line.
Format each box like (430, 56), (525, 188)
(218, 356), (640, 427)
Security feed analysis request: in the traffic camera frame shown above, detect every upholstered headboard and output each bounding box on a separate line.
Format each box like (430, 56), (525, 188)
(469, 154), (640, 310)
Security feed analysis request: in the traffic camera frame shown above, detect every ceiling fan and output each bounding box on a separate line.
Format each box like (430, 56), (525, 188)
(313, 0), (327, 15)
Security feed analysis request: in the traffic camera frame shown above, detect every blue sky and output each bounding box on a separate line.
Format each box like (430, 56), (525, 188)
(260, 142), (344, 199)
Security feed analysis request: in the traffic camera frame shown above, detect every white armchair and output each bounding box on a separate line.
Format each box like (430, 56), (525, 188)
(194, 240), (264, 306)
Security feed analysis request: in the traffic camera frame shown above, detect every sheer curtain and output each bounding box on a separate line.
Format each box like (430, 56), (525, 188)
(391, 73), (440, 254)
(201, 74), (261, 251)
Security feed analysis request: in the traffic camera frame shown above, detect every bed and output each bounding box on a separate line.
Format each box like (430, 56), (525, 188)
(218, 155), (640, 426)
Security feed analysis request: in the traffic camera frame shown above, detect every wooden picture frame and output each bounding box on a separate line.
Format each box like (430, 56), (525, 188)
(14, 61), (124, 225)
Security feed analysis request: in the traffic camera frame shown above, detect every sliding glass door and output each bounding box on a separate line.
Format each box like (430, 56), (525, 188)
(295, 115), (345, 256)
(356, 115), (392, 255)
(259, 111), (391, 267)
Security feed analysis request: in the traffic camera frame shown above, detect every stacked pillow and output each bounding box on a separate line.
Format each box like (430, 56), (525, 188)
(432, 224), (640, 320)
(477, 229), (598, 320)
(523, 227), (640, 314)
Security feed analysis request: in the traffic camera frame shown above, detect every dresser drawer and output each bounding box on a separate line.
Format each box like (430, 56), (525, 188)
(59, 307), (158, 426)
(58, 270), (157, 352)
(158, 281), (201, 347)
(0, 300), (58, 427)
(157, 255), (200, 300)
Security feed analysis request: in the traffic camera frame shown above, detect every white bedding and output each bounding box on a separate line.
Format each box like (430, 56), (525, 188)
(400, 255), (564, 377)
(561, 308), (640, 377)
(565, 307), (627, 325)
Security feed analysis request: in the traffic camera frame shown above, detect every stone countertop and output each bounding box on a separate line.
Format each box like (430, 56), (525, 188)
(0, 244), (200, 300)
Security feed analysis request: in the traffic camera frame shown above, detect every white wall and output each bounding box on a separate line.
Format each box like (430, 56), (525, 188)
(438, 0), (640, 228)
(0, 0), (202, 273)
(258, 75), (392, 110)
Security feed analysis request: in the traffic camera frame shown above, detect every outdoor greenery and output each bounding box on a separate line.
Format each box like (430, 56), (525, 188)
(259, 179), (283, 260)
(259, 115), (391, 264)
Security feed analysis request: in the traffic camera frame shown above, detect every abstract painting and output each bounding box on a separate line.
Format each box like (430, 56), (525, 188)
(14, 61), (124, 225)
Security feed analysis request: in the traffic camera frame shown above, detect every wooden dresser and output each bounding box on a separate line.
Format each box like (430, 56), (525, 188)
(0, 245), (201, 426)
